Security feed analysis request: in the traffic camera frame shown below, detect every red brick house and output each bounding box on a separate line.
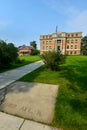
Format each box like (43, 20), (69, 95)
(18, 45), (34, 56)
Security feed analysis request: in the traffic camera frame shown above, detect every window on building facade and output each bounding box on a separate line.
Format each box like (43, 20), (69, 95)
(57, 46), (60, 50)
(43, 36), (44, 39)
(58, 34), (62, 37)
(43, 41), (44, 44)
(75, 45), (77, 49)
(71, 40), (73, 43)
(49, 46), (52, 50)
(66, 51), (69, 55)
(46, 46), (48, 50)
(67, 40), (69, 43)
(74, 51), (77, 54)
(75, 39), (78, 43)
(49, 41), (52, 44)
(49, 35), (51, 38)
(68, 34), (70, 37)
(46, 41), (48, 44)
(72, 34), (74, 37)
(46, 35), (48, 39)
(70, 51), (72, 54)
(42, 46), (45, 50)
(76, 33), (78, 37)
(57, 40), (61, 43)
(67, 45), (69, 49)
(71, 45), (73, 49)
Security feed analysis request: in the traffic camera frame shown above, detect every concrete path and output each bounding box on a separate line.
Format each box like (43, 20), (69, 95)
(0, 61), (61, 130)
(0, 82), (58, 123)
(0, 112), (60, 130)
(0, 61), (43, 89)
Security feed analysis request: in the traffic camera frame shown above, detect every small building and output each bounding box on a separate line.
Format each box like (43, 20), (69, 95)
(18, 45), (34, 56)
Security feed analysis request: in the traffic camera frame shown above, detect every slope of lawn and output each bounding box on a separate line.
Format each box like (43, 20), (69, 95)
(19, 56), (87, 130)
(0, 55), (41, 73)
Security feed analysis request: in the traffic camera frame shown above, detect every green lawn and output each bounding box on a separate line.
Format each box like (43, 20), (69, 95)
(19, 56), (87, 130)
(0, 55), (41, 73)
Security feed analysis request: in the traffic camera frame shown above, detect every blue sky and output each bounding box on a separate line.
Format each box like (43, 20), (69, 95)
(0, 0), (87, 49)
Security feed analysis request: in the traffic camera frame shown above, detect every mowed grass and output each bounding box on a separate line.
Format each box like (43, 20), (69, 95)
(19, 56), (87, 130)
(0, 55), (41, 73)
(12, 55), (41, 68)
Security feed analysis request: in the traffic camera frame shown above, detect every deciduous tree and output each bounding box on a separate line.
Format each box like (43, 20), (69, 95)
(0, 40), (18, 68)
(81, 36), (87, 55)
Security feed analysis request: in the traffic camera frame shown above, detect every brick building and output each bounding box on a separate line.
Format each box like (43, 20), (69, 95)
(18, 45), (34, 56)
(40, 32), (82, 55)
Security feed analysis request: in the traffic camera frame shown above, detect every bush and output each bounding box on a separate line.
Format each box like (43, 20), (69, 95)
(41, 50), (66, 71)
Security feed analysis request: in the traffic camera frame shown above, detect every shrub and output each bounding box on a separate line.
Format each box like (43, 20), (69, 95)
(41, 50), (66, 71)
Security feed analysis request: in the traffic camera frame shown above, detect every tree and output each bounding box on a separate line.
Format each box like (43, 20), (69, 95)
(0, 40), (18, 68)
(81, 36), (87, 55)
(30, 41), (37, 49)
(30, 49), (40, 55)
(41, 50), (66, 71)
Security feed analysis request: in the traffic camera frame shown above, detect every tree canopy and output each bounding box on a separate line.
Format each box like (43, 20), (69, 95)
(30, 41), (37, 49)
(0, 40), (18, 68)
(81, 36), (87, 55)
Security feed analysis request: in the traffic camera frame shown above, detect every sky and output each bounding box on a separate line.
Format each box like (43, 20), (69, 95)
(0, 0), (87, 49)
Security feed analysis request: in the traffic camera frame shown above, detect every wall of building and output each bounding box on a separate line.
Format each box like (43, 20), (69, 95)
(40, 32), (82, 55)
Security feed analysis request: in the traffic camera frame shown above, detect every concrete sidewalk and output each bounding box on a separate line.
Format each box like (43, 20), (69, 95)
(0, 112), (60, 130)
(0, 61), (43, 89)
(0, 61), (61, 130)
(0, 82), (58, 124)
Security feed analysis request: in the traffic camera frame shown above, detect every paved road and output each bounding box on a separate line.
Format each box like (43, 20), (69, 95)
(0, 61), (43, 89)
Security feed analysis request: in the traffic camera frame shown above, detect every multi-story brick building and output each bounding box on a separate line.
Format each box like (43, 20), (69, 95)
(40, 32), (82, 55)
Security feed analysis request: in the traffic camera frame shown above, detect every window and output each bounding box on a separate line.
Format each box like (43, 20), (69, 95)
(49, 41), (52, 44)
(57, 46), (60, 50)
(74, 51), (77, 54)
(46, 41), (48, 44)
(43, 36), (44, 39)
(68, 34), (70, 37)
(57, 40), (61, 43)
(71, 40), (73, 43)
(42, 46), (45, 50)
(43, 41), (44, 44)
(67, 45), (69, 49)
(49, 46), (52, 49)
(71, 45), (73, 49)
(58, 34), (62, 37)
(72, 34), (74, 37)
(67, 40), (69, 43)
(76, 34), (78, 37)
(75, 45), (77, 49)
(66, 51), (69, 55)
(46, 35), (48, 39)
(46, 46), (48, 50)
(49, 35), (51, 38)
(70, 51), (72, 54)
(75, 39), (78, 43)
